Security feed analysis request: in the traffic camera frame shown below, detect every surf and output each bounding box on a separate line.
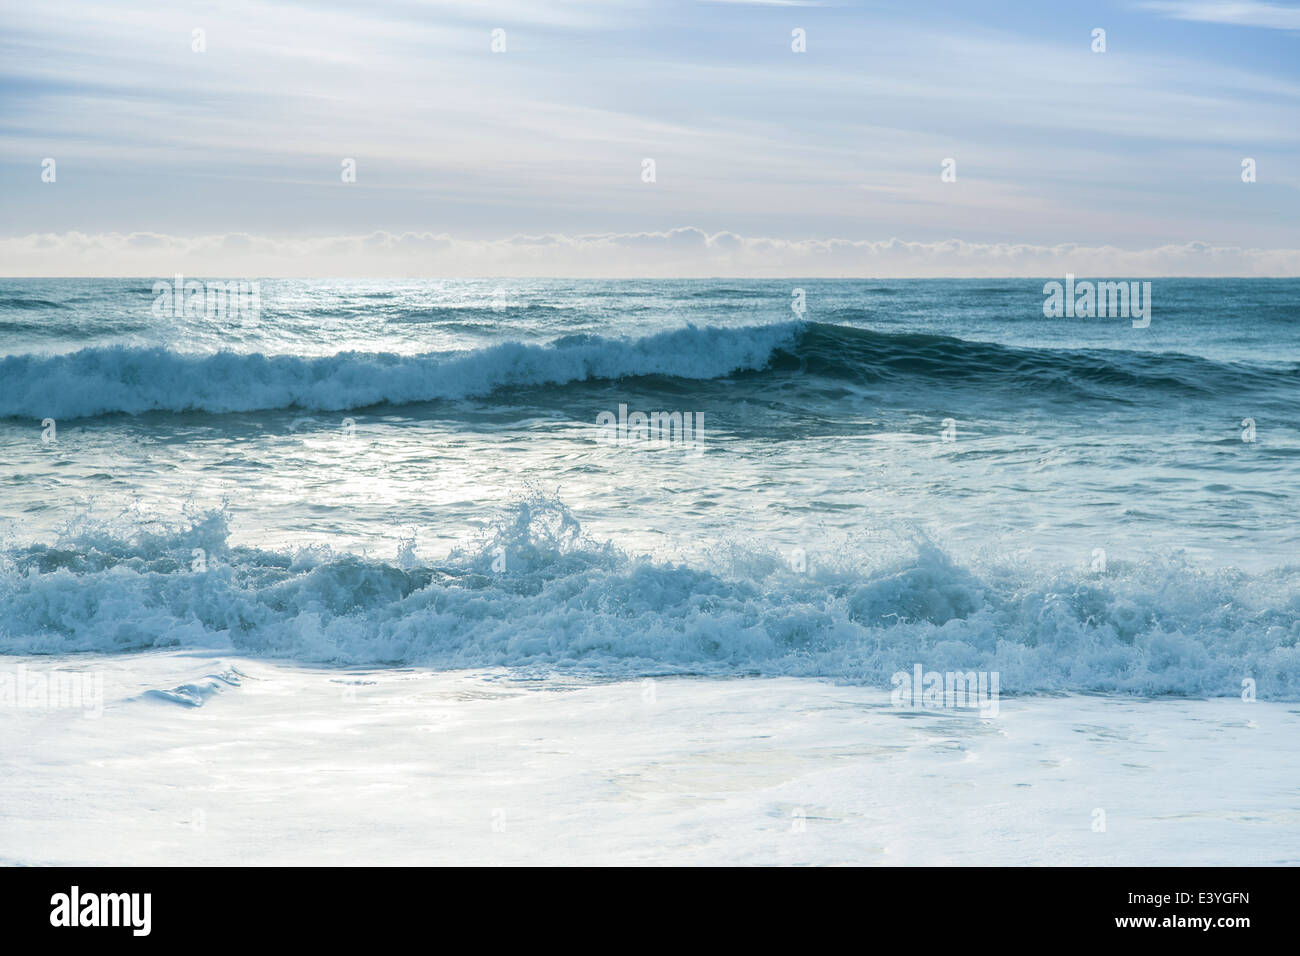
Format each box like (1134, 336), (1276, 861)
(2, 498), (1297, 698)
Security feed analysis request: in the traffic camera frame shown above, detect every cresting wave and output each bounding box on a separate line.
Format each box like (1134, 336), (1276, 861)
(0, 323), (797, 420)
(1, 322), (1289, 420)
(3, 499), (1298, 698)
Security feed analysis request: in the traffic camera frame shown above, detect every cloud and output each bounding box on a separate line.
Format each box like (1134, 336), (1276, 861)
(2, 229), (1297, 277)
(3, 2), (1298, 248)
(1141, 2), (1300, 30)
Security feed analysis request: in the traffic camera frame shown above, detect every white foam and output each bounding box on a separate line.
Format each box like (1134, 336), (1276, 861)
(2, 653), (1295, 865)
(2, 499), (1297, 699)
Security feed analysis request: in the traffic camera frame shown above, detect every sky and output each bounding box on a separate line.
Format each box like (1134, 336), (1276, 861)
(1, 0), (1298, 276)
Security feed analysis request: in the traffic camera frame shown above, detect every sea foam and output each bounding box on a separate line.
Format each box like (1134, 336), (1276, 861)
(3, 498), (1297, 698)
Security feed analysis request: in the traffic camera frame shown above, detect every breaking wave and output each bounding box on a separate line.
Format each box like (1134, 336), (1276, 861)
(2, 498), (1298, 698)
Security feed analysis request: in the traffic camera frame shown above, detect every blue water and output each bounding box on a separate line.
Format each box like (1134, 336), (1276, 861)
(1, 278), (1298, 696)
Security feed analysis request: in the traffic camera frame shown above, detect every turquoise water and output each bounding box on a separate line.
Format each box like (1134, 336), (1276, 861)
(1, 278), (1298, 696)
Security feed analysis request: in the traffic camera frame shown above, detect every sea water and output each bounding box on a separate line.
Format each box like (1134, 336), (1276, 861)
(1, 277), (1298, 697)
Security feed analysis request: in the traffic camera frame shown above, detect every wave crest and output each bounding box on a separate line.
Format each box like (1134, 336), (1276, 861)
(0, 323), (800, 419)
(5, 321), (1290, 420)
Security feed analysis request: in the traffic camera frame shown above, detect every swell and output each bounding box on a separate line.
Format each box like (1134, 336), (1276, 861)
(0, 321), (1288, 420)
(0, 296), (68, 311)
(2, 501), (1298, 698)
(778, 323), (1293, 399)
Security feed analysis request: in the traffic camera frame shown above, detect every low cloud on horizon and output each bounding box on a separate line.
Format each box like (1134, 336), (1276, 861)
(3, 228), (1298, 278)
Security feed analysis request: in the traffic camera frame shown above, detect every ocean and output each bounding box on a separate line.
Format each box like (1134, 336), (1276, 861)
(3, 277), (1298, 694)
(3, 276), (1299, 865)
